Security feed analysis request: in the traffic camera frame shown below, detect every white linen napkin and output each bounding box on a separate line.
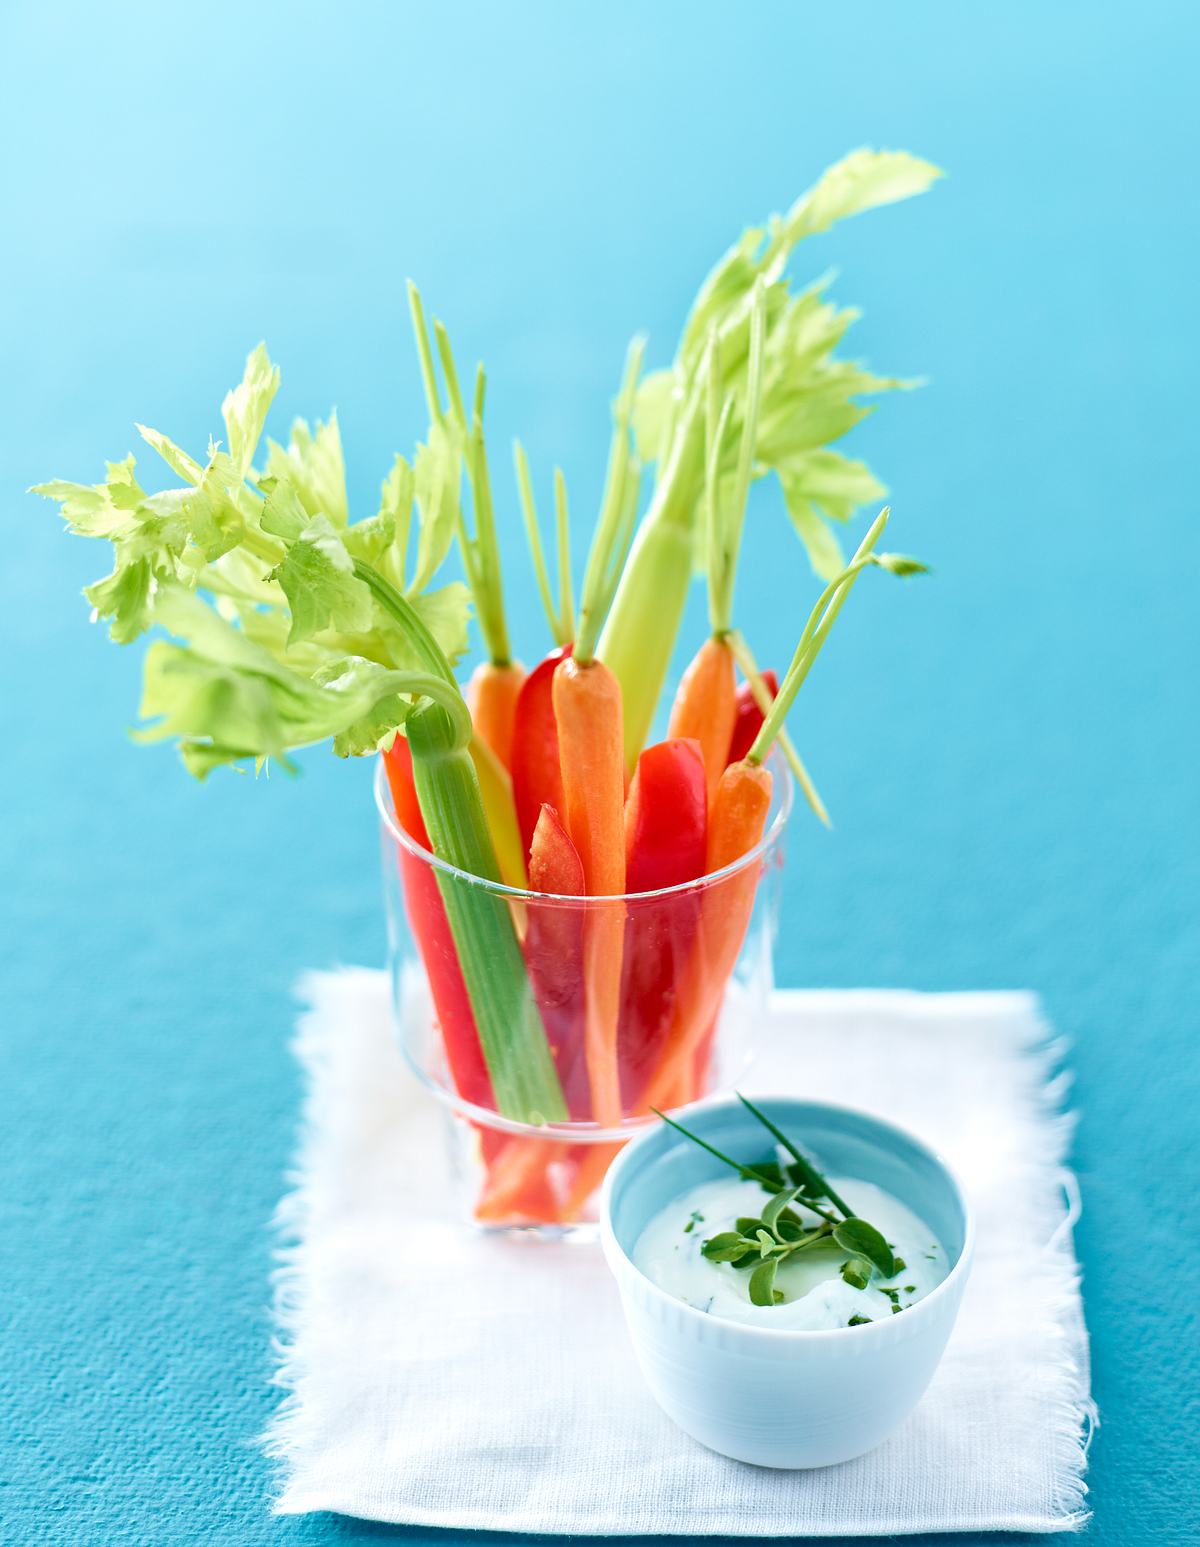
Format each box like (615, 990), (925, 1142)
(265, 969), (1095, 1534)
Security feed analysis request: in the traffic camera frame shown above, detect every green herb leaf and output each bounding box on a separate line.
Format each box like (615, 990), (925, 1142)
(701, 1232), (752, 1263)
(761, 1185), (801, 1235)
(840, 1256), (873, 1291)
(847, 1314), (873, 1326)
(748, 1256), (780, 1307)
(833, 1218), (896, 1278)
(735, 1093), (856, 1217)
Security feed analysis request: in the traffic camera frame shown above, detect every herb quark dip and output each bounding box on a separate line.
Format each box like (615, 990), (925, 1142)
(634, 1173), (947, 1331)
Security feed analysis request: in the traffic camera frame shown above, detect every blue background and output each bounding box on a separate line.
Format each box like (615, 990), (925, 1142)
(2, 2), (1197, 1542)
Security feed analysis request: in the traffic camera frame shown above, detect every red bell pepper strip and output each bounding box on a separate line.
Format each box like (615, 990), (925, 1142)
(382, 738), (493, 1110)
(524, 803), (591, 1119)
(727, 668), (778, 765)
(619, 738), (708, 1110)
(625, 738), (708, 892)
(511, 645), (571, 860)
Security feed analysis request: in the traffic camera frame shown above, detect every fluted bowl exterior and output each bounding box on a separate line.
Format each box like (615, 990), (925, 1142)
(599, 1096), (974, 1468)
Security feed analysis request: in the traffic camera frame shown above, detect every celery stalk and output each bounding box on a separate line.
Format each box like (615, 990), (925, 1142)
(362, 561), (566, 1124)
(596, 397), (704, 769)
(407, 701), (567, 1125)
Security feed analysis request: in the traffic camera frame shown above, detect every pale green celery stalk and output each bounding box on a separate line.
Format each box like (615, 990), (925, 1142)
(406, 700), (567, 1124)
(361, 559), (567, 1124)
(597, 389), (705, 766)
(711, 278), (768, 637)
(598, 153), (940, 772)
(575, 337), (644, 662)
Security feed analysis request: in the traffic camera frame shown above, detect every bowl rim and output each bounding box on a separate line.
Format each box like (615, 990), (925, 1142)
(599, 1093), (976, 1343)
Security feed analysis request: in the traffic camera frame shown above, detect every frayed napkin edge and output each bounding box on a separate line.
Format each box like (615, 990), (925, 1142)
(261, 974), (1098, 1533)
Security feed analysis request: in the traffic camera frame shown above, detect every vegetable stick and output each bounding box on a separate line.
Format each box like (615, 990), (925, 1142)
(475, 1137), (565, 1224)
(665, 282), (765, 801)
(553, 654), (625, 1127)
(599, 151), (942, 770)
(621, 738), (708, 1109)
(411, 286), (527, 773)
(562, 1142), (623, 1219)
(624, 738), (708, 893)
(362, 564), (568, 1127)
(548, 342), (644, 1127)
(645, 508), (926, 1108)
(383, 737), (493, 1109)
(466, 660), (526, 772)
(407, 699), (567, 1124)
(525, 803), (590, 1119)
(467, 731), (528, 891)
(726, 629), (829, 827)
(727, 668), (778, 764)
(511, 645), (571, 858)
(667, 637), (737, 804)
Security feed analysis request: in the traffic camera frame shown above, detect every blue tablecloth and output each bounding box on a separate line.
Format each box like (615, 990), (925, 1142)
(2, 3), (1196, 1542)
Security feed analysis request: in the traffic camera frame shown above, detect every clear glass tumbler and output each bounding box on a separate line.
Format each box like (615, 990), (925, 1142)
(377, 751), (791, 1231)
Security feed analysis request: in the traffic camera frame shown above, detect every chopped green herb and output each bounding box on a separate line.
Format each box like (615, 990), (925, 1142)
(661, 1098), (903, 1309)
(904, 1284), (916, 1294)
(848, 1314), (873, 1326)
(890, 1303), (902, 1314)
(683, 1210), (704, 1234)
(892, 1256), (907, 1273)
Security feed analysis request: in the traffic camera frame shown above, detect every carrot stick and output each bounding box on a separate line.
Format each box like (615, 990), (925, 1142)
(562, 1142), (623, 1219)
(645, 507), (926, 1109)
(546, 345), (642, 1129)
(552, 654), (626, 1127)
(525, 803), (590, 1119)
(667, 635), (737, 803)
(467, 659), (526, 770)
(475, 1136), (564, 1224)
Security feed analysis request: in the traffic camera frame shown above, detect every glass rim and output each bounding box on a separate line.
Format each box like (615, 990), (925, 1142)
(373, 745), (794, 904)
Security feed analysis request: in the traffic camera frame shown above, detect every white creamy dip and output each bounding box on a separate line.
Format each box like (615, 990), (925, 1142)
(633, 1174), (947, 1330)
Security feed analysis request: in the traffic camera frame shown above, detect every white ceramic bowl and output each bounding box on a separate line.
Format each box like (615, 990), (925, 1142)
(599, 1095), (974, 1468)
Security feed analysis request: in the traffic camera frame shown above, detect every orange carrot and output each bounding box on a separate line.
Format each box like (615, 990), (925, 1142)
(552, 654), (626, 1127)
(467, 659), (526, 770)
(475, 1136), (564, 1224)
(667, 635), (737, 803)
(562, 1142), (624, 1219)
(646, 506), (925, 1109)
